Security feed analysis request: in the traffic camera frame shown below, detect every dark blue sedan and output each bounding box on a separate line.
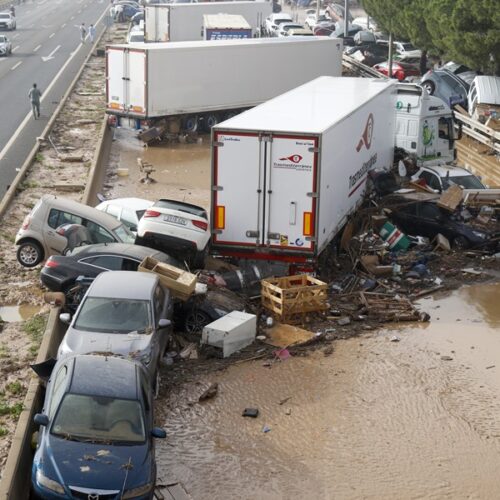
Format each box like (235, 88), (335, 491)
(31, 355), (166, 499)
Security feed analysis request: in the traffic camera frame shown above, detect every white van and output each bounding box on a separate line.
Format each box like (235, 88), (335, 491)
(467, 75), (500, 123)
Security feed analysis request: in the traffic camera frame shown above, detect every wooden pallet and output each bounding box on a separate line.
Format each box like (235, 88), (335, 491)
(261, 275), (328, 324)
(139, 256), (196, 301)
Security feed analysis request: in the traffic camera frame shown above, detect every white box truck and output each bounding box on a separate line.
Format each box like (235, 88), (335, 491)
(203, 14), (252, 40)
(145, 1), (272, 42)
(106, 37), (343, 131)
(210, 77), (460, 266)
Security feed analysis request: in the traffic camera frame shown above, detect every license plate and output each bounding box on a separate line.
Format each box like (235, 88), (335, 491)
(163, 214), (187, 225)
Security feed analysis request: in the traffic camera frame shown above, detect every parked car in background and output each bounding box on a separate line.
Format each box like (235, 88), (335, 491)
(264, 13), (292, 36)
(329, 23), (363, 40)
(96, 197), (152, 233)
(40, 242), (181, 292)
(352, 16), (378, 32)
(127, 29), (144, 43)
(467, 75), (500, 123)
(277, 23), (310, 37)
(325, 3), (352, 24)
(0, 34), (11, 55)
(394, 53), (431, 71)
(304, 10), (329, 29)
(287, 27), (314, 36)
(412, 165), (486, 193)
(0, 12), (16, 30)
(313, 20), (336, 36)
(137, 199), (210, 267)
(373, 60), (420, 81)
(386, 194), (497, 250)
(421, 68), (469, 107)
(15, 195), (135, 267)
(345, 41), (388, 66)
(31, 354), (166, 500)
(58, 271), (172, 381)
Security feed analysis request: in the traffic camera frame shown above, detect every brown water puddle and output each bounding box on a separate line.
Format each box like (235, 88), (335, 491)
(0, 304), (42, 323)
(156, 283), (500, 499)
(106, 127), (211, 210)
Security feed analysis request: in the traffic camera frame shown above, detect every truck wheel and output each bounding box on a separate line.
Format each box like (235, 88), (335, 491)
(17, 240), (44, 267)
(203, 113), (219, 132)
(182, 115), (198, 133)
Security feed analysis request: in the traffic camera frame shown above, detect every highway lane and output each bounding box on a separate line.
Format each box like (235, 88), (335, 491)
(0, 0), (112, 195)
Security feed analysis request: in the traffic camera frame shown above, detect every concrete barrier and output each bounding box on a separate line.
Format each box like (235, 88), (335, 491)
(0, 308), (66, 499)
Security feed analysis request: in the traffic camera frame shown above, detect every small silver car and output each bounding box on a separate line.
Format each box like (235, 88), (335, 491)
(0, 34), (12, 55)
(58, 271), (172, 387)
(15, 195), (135, 267)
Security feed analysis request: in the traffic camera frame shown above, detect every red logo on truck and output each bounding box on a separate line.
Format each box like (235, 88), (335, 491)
(279, 154), (303, 163)
(356, 113), (374, 152)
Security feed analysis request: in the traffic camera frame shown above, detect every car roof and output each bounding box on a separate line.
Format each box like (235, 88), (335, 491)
(41, 195), (122, 230)
(71, 242), (159, 259)
(68, 355), (140, 399)
(471, 76), (500, 105)
(422, 165), (475, 178)
(88, 270), (158, 299)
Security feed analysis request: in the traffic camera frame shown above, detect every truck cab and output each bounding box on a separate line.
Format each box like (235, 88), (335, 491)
(394, 83), (456, 166)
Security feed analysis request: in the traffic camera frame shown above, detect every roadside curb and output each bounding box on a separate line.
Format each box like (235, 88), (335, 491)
(0, 307), (66, 499)
(0, 24), (108, 220)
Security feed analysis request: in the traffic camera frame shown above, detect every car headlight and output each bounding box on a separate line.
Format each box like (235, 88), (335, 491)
(472, 231), (488, 239)
(122, 482), (153, 499)
(36, 469), (65, 494)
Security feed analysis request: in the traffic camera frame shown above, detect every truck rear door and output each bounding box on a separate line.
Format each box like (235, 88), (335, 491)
(106, 47), (146, 117)
(212, 132), (318, 255)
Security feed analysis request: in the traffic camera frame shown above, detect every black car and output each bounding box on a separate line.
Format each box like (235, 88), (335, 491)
(40, 243), (181, 292)
(386, 195), (497, 250)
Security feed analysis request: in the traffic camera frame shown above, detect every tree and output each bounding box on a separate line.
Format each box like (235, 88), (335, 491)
(362, 0), (500, 73)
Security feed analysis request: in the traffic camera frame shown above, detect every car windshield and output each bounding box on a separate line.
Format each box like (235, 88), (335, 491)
(275, 18), (291, 25)
(52, 394), (145, 443)
(75, 297), (151, 333)
(114, 224), (135, 243)
(0, 14), (10, 19)
(401, 43), (416, 51)
(443, 175), (485, 190)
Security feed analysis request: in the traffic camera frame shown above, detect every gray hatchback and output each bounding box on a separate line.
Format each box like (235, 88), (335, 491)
(421, 68), (469, 107)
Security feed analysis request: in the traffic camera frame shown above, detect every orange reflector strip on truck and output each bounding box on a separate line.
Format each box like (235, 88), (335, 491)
(303, 212), (313, 236)
(215, 206), (225, 230)
(108, 102), (121, 110)
(131, 106), (144, 113)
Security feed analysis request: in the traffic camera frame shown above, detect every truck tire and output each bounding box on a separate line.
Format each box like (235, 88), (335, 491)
(182, 115), (198, 133)
(203, 113), (219, 132)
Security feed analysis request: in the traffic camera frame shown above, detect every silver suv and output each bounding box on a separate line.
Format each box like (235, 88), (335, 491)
(15, 195), (135, 267)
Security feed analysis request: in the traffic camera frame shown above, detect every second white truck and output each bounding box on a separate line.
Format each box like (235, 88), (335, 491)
(210, 77), (459, 266)
(106, 37), (343, 132)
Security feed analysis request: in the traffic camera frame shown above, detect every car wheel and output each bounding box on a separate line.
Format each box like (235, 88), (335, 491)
(192, 247), (208, 269)
(422, 80), (435, 95)
(184, 309), (212, 335)
(17, 240), (44, 267)
(452, 236), (470, 250)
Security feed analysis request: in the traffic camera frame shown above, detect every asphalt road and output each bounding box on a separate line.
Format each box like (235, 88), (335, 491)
(0, 0), (111, 195)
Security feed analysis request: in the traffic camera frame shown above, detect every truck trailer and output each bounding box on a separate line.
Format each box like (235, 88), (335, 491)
(210, 77), (459, 266)
(145, 1), (272, 42)
(106, 37), (343, 131)
(203, 14), (252, 40)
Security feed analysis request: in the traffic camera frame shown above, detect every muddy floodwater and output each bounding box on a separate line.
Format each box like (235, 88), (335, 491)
(156, 283), (500, 499)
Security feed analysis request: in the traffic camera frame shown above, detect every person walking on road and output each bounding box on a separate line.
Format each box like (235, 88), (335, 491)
(88, 24), (95, 43)
(79, 23), (86, 43)
(28, 83), (42, 120)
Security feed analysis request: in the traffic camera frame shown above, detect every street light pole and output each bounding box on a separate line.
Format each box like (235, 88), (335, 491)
(344, 0), (349, 38)
(316, 0), (320, 20)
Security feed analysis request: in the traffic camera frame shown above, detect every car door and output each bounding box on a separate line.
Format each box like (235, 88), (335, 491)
(416, 202), (444, 238)
(44, 208), (84, 254)
(153, 285), (170, 360)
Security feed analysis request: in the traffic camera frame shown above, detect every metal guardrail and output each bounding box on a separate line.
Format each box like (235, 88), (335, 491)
(342, 54), (387, 79)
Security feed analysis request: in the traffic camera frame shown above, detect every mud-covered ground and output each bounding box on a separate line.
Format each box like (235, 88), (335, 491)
(0, 24), (127, 476)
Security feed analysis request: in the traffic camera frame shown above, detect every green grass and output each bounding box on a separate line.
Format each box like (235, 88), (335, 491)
(35, 153), (45, 163)
(0, 427), (8, 437)
(6, 382), (23, 395)
(0, 401), (23, 419)
(0, 344), (7, 359)
(19, 180), (39, 191)
(24, 314), (47, 346)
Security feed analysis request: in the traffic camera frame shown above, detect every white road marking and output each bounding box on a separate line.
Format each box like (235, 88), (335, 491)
(12, 45), (20, 53)
(12, 34), (19, 39)
(0, 6), (108, 165)
(49, 32), (55, 38)
(41, 45), (61, 62)
(61, 23), (66, 28)
(33, 44), (42, 52)
(70, 15), (75, 20)
(11, 61), (22, 71)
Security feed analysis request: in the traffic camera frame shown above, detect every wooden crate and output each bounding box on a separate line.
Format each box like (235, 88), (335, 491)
(261, 275), (328, 323)
(138, 256), (197, 301)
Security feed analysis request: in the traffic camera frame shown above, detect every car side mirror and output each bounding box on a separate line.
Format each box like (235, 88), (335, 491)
(151, 427), (167, 439)
(34, 414), (49, 427)
(158, 319), (171, 328)
(59, 313), (71, 324)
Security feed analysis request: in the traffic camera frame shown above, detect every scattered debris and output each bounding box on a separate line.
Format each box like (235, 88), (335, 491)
(264, 323), (315, 348)
(390, 335), (401, 342)
(262, 425), (271, 433)
(198, 382), (219, 402)
(274, 348), (291, 361)
(242, 408), (259, 418)
(441, 355), (454, 361)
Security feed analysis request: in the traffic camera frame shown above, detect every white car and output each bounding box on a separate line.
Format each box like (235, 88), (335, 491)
(127, 29), (144, 43)
(352, 16), (378, 32)
(304, 11), (329, 29)
(0, 34), (12, 55)
(137, 199), (210, 267)
(277, 23), (309, 37)
(411, 165), (486, 193)
(265, 13), (292, 37)
(96, 197), (152, 233)
(0, 12), (16, 30)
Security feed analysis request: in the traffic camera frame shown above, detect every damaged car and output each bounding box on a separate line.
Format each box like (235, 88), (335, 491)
(385, 193), (499, 250)
(31, 354), (166, 500)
